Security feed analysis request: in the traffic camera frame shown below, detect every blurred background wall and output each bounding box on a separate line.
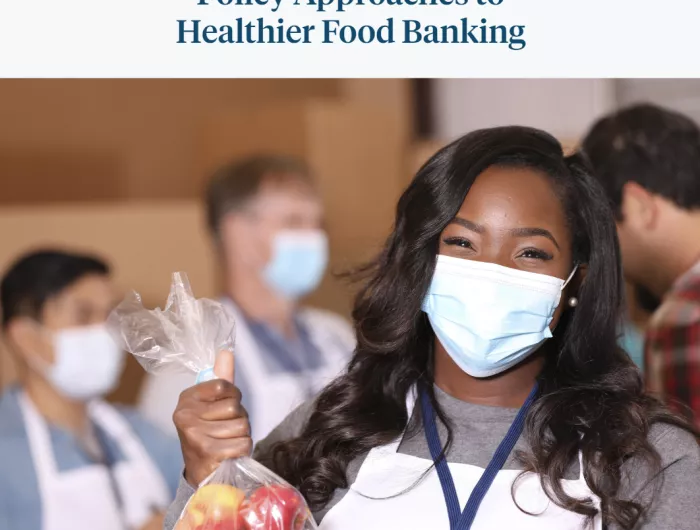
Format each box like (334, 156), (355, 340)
(432, 79), (616, 143)
(1, 78), (694, 402)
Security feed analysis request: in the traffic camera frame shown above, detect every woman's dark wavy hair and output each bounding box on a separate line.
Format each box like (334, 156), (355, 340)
(259, 126), (697, 528)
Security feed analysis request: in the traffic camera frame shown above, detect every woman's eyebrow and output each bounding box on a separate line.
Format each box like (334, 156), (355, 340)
(451, 217), (485, 234)
(510, 227), (560, 250)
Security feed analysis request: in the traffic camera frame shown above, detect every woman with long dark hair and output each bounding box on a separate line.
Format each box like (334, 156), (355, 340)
(167, 126), (700, 530)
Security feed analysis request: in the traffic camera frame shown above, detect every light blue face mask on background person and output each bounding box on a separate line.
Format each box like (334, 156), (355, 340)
(422, 255), (577, 378)
(263, 229), (329, 300)
(618, 321), (645, 372)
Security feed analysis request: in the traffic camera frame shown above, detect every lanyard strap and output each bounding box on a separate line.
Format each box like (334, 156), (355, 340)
(421, 383), (539, 530)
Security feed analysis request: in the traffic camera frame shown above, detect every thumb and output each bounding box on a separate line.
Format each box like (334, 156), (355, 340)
(213, 349), (235, 384)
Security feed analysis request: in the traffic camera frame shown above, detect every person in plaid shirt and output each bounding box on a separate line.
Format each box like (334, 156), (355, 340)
(583, 103), (700, 424)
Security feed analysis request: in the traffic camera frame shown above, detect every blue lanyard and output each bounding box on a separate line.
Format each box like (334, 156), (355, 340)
(420, 383), (539, 530)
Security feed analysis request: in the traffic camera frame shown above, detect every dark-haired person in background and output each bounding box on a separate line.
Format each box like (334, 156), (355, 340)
(0, 250), (182, 530)
(167, 127), (700, 530)
(583, 103), (700, 424)
(139, 156), (354, 443)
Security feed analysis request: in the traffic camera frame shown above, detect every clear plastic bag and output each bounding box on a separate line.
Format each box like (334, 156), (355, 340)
(107, 272), (317, 530)
(176, 458), (315, 530)
(107, 271), (235, 380)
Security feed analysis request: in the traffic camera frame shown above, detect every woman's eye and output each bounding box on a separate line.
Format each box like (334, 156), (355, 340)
(519, 248), (553, 260)
(443, 237), (473, 249)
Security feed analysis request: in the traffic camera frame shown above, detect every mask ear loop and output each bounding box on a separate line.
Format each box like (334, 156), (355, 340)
(21, 321), (55, 376)
(562, 263), (579, 289)
(562, 264), (580, 309)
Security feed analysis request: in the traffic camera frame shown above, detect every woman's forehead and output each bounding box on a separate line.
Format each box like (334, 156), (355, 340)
(457, 165), (566, 231)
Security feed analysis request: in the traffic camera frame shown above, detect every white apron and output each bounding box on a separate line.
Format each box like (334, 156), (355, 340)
(18, 392), (171, 530)
(320, 391), (602, 530)
(222, 299), (353, 442)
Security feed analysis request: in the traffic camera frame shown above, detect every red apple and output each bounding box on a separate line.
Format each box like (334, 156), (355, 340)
(182, 484), (246, 530)
(240, 484), (311, 530)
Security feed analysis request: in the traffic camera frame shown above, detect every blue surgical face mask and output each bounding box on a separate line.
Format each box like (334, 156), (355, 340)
(618, 322), (645, 371)
(263, 229), (329, 300)
(422, 255), (577, 378)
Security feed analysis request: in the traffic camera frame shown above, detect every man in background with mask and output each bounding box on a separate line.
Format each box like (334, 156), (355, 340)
(0, 250), (182, 529)
(583, 103), (700, 424)
(139, 155), (355, 442)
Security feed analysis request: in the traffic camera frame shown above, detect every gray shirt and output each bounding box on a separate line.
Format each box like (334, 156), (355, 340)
(165, 386), (700, 530)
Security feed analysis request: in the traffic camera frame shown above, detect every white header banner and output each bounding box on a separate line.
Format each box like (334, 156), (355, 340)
(0, 0), (697, 77)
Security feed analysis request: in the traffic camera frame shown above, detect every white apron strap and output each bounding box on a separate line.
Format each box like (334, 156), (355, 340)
(89, 401), (171, 529)
(299, 309), (351, 367)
